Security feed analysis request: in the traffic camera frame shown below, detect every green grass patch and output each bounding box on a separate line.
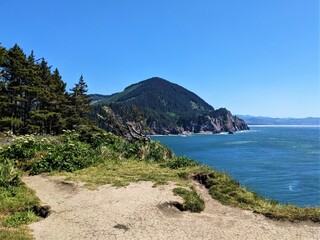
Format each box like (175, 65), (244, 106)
(3, 211), (39, 228)
(0, 185), (40, 214)
(205, 171), (320, 222)
(0, 227), (34, 240)
(60, 159), (188, 188)
(0, 184), (40, 239)
(173, 187), (205, 212)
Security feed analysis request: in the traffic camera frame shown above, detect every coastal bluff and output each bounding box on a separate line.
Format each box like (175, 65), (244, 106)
(91, 77), (249, 136)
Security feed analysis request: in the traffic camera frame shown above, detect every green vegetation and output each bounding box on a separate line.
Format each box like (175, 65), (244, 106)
(3, 211), (39, 228)
(0, 44), (91, 135)
(0, 183), (40, 240)
(0, 227), (34, 240)
(3, 127), (319, 222)
(93, 77), (216, 133)
(92, 77), (249, 135)
(173, 187), (205, 212)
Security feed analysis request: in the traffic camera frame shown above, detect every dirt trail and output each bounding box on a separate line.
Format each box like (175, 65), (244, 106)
(23, 175), (319, 240)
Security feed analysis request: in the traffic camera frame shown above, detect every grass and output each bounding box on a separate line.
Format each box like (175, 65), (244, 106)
(0, 185), (40, 214)
(0, 184), (40, 240)
(59, 158), (201, 188)
(2, 211), (39, 228)
(0, 227), (34, 240)
(205, 171), (320, 222)
(173, 187), (205, 212)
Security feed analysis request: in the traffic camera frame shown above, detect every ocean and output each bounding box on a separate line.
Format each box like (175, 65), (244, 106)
(151, 126), (320, 207)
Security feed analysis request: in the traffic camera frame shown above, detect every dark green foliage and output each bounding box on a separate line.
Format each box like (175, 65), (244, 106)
(72, 125), (121, 149)
(173, 187), (205, 212)
(0, 135), (53, 171)
(30, 138), (97, 174)
(0, 43), (91, 135)
(67, 75), (92, 128)
(0, 128), (174, 175)
(92, 77), (249, 134)
(93, 77), (216, 133)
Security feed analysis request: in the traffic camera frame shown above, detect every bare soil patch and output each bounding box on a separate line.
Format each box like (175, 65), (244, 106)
(24, 175), (319, 240)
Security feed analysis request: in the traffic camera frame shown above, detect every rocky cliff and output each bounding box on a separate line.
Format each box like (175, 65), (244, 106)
(147, 108), (249, 135)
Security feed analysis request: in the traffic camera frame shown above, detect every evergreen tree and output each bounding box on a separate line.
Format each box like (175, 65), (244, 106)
(1, 44), (28, 133)
(0, 46), (11, 132)
(0, 44), (93, 135)
(46, 68), (67, 134)
(67, 75), (91, 128)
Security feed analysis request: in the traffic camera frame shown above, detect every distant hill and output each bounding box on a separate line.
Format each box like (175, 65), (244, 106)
(92, 77), (249, 135)
(89, 94), (110, 104)
(237, 115), (320, 125)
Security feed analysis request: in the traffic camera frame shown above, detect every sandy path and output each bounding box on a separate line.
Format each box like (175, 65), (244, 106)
(23, 175), (319, 240)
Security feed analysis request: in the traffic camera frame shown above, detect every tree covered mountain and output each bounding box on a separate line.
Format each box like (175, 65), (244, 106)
(93, 77), (249, 135)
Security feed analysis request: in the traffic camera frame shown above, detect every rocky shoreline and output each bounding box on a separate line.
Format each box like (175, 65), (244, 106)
(146, 110), (249, 135)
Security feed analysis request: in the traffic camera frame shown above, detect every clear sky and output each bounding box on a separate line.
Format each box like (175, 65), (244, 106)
(1, 0), (319, 118)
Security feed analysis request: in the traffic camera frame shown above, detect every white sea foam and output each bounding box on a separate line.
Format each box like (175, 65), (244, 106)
(226, 141), (255, 145)
(250, 125), (320, 128)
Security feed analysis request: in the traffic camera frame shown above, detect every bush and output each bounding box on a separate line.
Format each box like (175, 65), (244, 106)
(0, 135), (40, 160)
(0, 158), (20, 188)
(30, 140), (98, 174)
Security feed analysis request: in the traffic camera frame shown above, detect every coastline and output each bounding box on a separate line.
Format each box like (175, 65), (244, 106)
(148, 130), (251, 137)
(249, 125), (320, 128)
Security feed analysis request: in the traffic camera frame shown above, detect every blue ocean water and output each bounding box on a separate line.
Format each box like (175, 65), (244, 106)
(151, 126), (320, 207)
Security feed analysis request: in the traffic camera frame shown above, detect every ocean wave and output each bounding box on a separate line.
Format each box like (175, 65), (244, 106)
(225, 141), (256, 145)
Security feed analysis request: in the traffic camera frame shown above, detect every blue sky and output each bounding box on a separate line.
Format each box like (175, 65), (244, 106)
(1, 0), (319, 117)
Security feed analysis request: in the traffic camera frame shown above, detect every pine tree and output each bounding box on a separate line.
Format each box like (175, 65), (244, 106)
(0, 44), (94, 135)
(0, 45), (11, 132)
(1, 44), (28, 133)
(67, 75), (91, 128)
(46, 68), (67, 134)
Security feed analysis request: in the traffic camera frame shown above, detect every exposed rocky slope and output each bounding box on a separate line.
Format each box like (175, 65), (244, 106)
(92, 77), (249, 136)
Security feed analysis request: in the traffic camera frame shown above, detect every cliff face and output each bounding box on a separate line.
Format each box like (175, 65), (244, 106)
(93, 77), (249, 136)
(147, 108), (249, 135)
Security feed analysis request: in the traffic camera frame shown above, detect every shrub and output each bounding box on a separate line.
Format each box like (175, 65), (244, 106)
(30, 140), (98, 174)
(0, 135), (39, 160)
(133, 141), (173, 162)
(0, 158), (20, 188)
